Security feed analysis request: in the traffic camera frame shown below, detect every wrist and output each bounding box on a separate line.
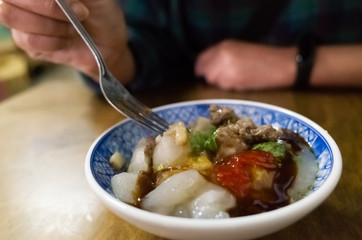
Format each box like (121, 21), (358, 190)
(273, 46), (298, 88)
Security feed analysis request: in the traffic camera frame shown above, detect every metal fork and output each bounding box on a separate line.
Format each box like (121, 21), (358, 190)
(55, 0), (168, 134)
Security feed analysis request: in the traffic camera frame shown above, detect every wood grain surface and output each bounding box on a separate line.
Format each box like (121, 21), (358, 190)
(0, 66), (361, 240)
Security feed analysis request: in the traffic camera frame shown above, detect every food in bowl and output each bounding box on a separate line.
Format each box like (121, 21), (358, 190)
(86, 99), (342, 240)
(110, 105), (318, 218)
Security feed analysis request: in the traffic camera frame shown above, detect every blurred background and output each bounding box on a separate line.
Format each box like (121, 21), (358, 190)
(0, 24), (48, 101)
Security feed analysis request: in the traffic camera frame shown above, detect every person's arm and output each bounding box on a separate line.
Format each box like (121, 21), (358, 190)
(195, 40), (362, 91)
(311, 45), (362, 88)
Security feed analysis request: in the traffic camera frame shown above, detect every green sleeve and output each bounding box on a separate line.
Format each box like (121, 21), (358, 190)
(121, 0), (194, 91)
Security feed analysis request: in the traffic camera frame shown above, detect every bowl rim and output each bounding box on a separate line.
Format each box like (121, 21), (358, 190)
(85, 99), (342, 229)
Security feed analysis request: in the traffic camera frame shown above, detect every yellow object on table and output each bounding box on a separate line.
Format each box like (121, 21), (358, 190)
(0, 24), (30, 100)
(0, 53), (30, 100)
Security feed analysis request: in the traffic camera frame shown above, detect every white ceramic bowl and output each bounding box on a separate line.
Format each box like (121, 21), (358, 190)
(85, 99), (342, 240)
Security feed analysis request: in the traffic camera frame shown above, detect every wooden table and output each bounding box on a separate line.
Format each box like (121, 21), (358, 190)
(1, 66), (361, 240)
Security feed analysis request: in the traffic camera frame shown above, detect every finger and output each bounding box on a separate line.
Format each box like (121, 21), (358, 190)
(203, 65), (220, 85)
(197, 56), (220, 85)
(206, 72), (234, 91)
(0, 2), (74, 37)
(194, 46), (218, 76)
(12, 29), (70, 52)
(2, 0), (89, 21)
(200, 57), (236, 90)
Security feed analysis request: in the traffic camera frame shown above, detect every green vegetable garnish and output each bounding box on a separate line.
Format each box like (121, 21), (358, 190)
(252, 141), (286, 165)
(189, 126), (218, 156)
(156, 164), (164, 171)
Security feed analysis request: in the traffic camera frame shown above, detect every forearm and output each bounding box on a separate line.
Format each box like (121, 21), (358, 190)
(310, 44), (362, 87)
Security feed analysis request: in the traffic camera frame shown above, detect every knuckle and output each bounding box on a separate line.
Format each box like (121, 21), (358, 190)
(41, 0), (59, 15)
(227, 66), (240, 80)
(27, 51), (42, 60)
(25, 34), (42, 49)
(219, 39), (234, 49)
(204, 72), (216, 83)
(218, 50), (233, 66)
(12, 31), (40, 50)
(216, 46), (234, 62)
(11, 31), (25, 48)
(27, 51), (51, 62)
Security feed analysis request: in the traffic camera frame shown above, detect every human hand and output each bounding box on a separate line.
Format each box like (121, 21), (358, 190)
(195, 40), (297, 91)
(0, 0), (134, 84)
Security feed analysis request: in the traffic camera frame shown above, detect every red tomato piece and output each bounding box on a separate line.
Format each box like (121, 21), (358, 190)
(214, 150), (276, 198)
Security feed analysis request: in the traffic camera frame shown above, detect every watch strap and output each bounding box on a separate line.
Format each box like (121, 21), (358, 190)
(295, 33), (316, 90)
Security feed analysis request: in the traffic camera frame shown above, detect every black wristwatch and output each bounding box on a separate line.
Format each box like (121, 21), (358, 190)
(295, 33), (317, 90)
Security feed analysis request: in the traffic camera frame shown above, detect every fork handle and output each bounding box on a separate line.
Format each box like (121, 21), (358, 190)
(55, 0), (106, 75)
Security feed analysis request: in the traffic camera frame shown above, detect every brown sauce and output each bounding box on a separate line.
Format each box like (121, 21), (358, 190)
(133, 129), (304, 217)
(228, 151), (297, 217)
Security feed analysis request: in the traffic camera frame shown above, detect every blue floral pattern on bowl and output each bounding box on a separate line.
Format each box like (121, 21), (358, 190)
(89, 100), (333, 198)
